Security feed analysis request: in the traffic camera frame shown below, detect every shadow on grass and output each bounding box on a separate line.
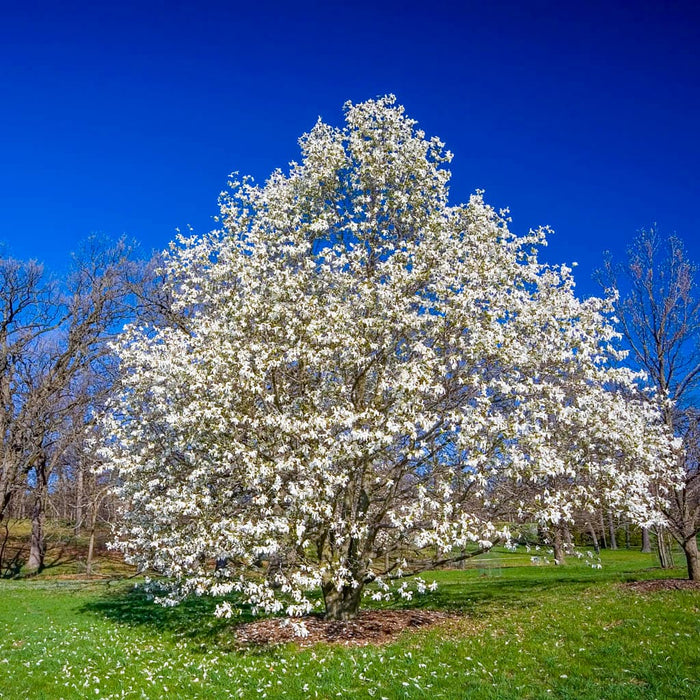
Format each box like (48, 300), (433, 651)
(81, 567), (605, 649)
(42, 541), (81, 571)
(376, 570), (606, 616)
(80, 555), (670, 652)
(80, 586), (264, 650)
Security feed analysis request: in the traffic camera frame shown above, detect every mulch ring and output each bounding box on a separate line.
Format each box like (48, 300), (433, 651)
(623, 579), (700, 593)
(234, 609), (456, 648)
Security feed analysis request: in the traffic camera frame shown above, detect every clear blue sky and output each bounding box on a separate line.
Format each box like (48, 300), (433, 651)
(2, 0), (699, 298)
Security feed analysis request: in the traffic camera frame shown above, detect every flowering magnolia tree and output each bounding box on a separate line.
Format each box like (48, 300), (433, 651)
(103, 96), (677, 621)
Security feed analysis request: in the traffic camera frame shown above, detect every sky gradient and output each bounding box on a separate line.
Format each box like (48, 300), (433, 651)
(2, 0), (699, 298)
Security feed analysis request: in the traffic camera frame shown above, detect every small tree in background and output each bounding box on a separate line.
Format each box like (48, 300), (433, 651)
(599, 228), (700, 579)
(104, 97), (676, 620)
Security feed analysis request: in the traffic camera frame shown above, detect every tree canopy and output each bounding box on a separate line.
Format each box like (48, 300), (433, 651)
(599, 228), (700, 579)
(103, 97), (677, 620)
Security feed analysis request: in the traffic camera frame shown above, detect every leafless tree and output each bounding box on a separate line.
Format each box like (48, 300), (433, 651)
(0, 238), (141, 573)
(0, 258), (58, 529)
(599, 228), (700, 579)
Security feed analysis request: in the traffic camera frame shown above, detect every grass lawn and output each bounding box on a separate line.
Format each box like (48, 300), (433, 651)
(0, 549), (697, 699)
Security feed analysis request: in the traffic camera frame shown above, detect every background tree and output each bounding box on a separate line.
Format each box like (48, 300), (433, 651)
(599, 228), (700, 579)
(104, 97), (676, 621)
(0, 258), (57, 529)
(0, 239), (140, 573)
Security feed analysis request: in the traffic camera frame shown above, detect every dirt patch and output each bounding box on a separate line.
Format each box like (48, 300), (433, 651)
(234, 609), (456, 648)
(623, 579), (700, 593)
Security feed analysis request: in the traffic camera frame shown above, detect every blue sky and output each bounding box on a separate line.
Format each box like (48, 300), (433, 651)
(1, 0), (699, 298)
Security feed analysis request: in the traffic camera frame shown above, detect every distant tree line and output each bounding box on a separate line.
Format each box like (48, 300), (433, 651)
(0, 238), (174, 575)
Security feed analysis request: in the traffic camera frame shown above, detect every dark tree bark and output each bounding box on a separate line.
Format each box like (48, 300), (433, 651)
(655, 527), (675, 569)
(322, 581), (365, 621)
(608, 511), (618, 550)
(681, 535), (699, 581)
(27, 462), (48, 572)
(588, 522), (600, 555)
(599, 511), (608, 550)
(552, 527), (566, 565)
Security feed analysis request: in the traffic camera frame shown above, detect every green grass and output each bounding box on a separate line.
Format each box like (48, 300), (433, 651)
(1, 520), (135, 579)
(0, 550), (697, 699)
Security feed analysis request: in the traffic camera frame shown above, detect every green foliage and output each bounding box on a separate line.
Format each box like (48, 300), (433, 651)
(0, 551), (697, 699)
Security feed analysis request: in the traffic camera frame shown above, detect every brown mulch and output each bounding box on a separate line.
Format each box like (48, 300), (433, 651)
(234, 609), (456, 648)
(623, 579), (700, 593)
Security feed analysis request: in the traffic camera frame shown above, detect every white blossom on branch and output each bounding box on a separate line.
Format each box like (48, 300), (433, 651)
(101, 96), (678, 621)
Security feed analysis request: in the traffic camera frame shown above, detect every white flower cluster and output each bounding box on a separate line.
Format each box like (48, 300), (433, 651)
(101, 96), (679, 618)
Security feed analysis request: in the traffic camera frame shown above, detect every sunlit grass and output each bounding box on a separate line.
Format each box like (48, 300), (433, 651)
(0, 549), (697, 698)
(1, 519), (134, 579)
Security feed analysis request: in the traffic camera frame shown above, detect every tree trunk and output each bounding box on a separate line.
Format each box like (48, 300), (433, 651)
(641, 527), (651, 553)
(681, 535), (699, 581)
(85, 500), (99, 577)
(0, 521), (9, 573)
(28, 453), (57, 574)
(0, 478), (13, 524)
(85, 526), (96, 577)
(27, 491), (46, 572)
(607, 511), (618, 550)
(599, 511), (608, 549)
(552, 527), (566, 565)
(655, 526), (674, 569)
(74, 463), (84, 535)
(588, 522), (600, 554)
(322, 581), (364, 621)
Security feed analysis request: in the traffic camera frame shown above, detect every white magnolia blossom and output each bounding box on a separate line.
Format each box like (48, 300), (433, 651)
(102, 96), (679, 620)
